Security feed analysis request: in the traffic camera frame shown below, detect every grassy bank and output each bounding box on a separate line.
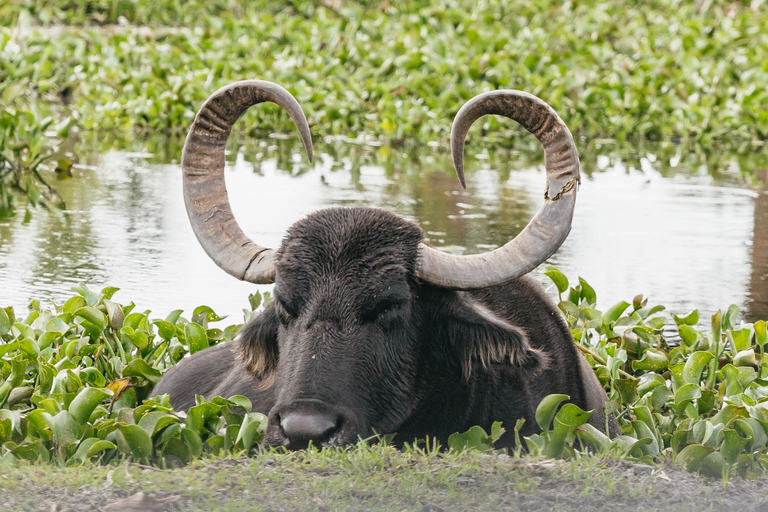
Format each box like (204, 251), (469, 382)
(1, 448), (766, 511)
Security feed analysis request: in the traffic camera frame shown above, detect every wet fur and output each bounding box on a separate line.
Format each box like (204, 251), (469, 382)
(152, 207), (617, 447)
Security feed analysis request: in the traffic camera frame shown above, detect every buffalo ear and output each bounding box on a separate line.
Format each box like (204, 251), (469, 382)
(238, 302), (279, 381)
(441, 292), (547, 380)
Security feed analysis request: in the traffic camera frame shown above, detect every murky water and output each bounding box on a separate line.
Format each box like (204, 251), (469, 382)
(0, 135), (766, 323)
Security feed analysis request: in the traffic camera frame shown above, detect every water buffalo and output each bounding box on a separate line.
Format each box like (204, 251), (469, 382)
(151, 80), (618, 449)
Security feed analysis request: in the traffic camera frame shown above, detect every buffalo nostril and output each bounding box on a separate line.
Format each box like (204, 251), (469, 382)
(280, 412), (338, 446)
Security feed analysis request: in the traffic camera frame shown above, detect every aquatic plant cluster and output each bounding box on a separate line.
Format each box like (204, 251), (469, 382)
(1, 0), (768, 212)
(0, 272), (767, 480)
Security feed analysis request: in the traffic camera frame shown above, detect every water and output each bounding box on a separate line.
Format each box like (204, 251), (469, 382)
(0, 135), (766, 324)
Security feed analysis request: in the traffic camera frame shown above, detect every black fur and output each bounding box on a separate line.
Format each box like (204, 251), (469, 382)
(151, 207), (617, 448)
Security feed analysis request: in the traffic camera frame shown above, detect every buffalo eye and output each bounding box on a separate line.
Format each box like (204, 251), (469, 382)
(274, 297), (298, 325)
(362, 298), (406, 325)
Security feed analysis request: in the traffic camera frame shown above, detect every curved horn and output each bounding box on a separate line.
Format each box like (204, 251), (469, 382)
(416, 90), (580, 289)
(182, 80), (313, 284)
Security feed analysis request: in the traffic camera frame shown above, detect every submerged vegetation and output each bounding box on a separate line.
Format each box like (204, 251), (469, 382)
(1, 0), (768, 212)
(0, 271), (767, 482)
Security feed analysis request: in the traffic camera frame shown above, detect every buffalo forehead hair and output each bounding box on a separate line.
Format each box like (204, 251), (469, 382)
(277, 207), (424, 277)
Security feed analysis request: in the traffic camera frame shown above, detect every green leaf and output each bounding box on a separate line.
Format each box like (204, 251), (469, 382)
(68, 387), (113, 425)
(575, 423), (609, 452)
(682, 351), (714, 385)
(731, 328), (753, 353)
(673, 310), (699, 326)
(733, 349), (756, 367)
(181, 428), (203, 459)
(722, 305), (740, 331)
(535, 394), (570, 432)
(184, 322), (209, 354)
(603, 301), (630, 324)
(631, 349), (668, 371)
(678, 325), (700, 347)
(541, 266), (568, 294)
(153, 320), (176, 341)
(447, 425), (494, 453)
(544, 403), (592, 459)
(578, 277), (596, 305)
(137, 411), (181, 438)
(720, 428), (750, 464)
(41, 411), (83, 447)
(74, 307), (107, 332)
(0, 307), (11, 335)
(73, 438), (116, 462)
(122, 359), (162, 384)
(116, 424), (153, 459)
(755, 320), (767, 348)
(235, 412), (267, 451)
(186, 402), (221, 435)
(71, 284), (100, 307)
(675, 444), (715, 472)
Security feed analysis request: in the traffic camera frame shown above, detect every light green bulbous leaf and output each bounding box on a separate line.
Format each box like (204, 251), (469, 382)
(631, 420), (660, 456)
(122, 358), (162, 384)
(137, 410), (181, 438)
(74, 307), (107, 332)
(184, 322), (209, 354)
(682, 351), (714, 385)
(227, 395), (253, 413)
(153, 320), (176, 341)
(116, 424), (153, 459)
(186, 401), (221, 435)
(73, 438), (116, 462)
(697, 451), (727, 478)
(46, 317), (69, 334)
(41, 410), (83, 447)
(0, 307), (11, 335)
(162, 437), (190, 463)
(575, 423), (609, 452)
(755, 321), (767, 348)
(733, 349), (756, 367)
(235, 412), (267, 451)
(720, 428), (750, 464)
(631, 349), (668, 371)
(711, 404), (749, 426)
(541, 266), (568, 294)
(678, 325), (700, 347)
(544, 403), (592, 459)
(447, 425), (493, 453)
(535, 394), (570, 432)
(675, 444), (715, 472)
(68, 387), (113, 425)
(637, 373), (666, 397)
(603, 301), (630, 324)
(181, 428), (203, 459)
(578, 277), (597, 306)
(673, 310), (700, 326)
(674, 383), (702, 408)
(723, 305), (740, 331)
(734, 418), (768, 451)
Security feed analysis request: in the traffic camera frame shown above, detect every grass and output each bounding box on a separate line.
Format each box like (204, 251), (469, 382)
(1, 444), (764, 511)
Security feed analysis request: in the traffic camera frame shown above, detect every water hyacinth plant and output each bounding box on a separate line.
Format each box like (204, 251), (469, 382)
(1, 270), (767, 479)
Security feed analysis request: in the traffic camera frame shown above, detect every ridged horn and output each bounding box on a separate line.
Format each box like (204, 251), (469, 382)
(416, 90), (580, 289)
(182, 80), (313, 284)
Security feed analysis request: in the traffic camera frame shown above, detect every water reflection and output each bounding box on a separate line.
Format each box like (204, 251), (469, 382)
(0, 136), (766, 324)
